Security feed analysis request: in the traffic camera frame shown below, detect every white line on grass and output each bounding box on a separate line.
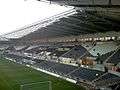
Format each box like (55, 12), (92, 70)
(20, 81), (52, 90)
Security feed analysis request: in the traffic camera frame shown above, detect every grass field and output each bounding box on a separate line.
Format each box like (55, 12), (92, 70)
(0, 58), (85, 90)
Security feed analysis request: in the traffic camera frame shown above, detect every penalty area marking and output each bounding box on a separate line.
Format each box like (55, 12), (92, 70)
(20, 81), (52, 90)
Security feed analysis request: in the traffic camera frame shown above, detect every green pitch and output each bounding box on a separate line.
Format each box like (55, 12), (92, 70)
(0, 58), (85, 90)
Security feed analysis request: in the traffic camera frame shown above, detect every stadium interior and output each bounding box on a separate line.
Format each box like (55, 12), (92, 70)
(0, 0), (120, 90)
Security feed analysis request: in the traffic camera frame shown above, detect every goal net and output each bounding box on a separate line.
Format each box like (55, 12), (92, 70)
(20, 81), (52, 90)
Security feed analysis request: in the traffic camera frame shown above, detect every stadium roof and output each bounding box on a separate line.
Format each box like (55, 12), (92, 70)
(18, 10), (120, 41)
(0, 36), (9, 41)
(1, 1), (120, 42)
(2, 9), (76, 39)
(43, 0), (120, 7)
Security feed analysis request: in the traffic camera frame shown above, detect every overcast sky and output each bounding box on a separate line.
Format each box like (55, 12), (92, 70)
(0, 0), (72, 35)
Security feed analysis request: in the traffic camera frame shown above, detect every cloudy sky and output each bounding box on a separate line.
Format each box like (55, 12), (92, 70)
(0, 0), (72, 35)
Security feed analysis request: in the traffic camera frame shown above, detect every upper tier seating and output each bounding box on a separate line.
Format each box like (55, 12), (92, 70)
(107, 49), (120, 64)
(89, 42), (118, 56)
(61, 45), (93, 59)
(96, 50), (114, 62)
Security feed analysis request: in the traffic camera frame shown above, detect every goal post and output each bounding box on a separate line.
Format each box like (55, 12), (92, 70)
(20, 81), (52, 90)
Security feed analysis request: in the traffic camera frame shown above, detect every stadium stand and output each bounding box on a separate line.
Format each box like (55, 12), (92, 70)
(0, 0), (120, 89)
(2, 41), (120, 89)
(69, 67), (104, 81)
(4, 52), (120, 88)
(16, 45), (29, 52)
(106, 49), (120, 64)
(89, 42), (118, 56)
(61, 45), (93, 59)
(0, 45), (9, 50)
(14, 45), (27, 51)
(93, 73), (120, 87)
(94, 73), (120, 81)
(81, 42), (95, 50)
(96, 50), (115, 63)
